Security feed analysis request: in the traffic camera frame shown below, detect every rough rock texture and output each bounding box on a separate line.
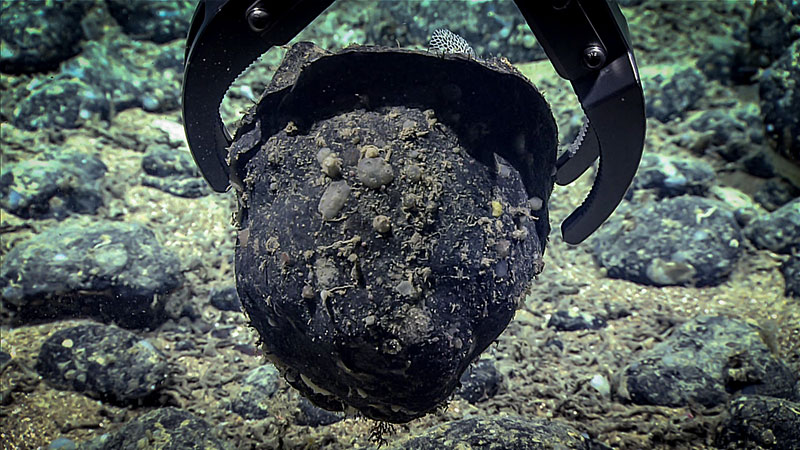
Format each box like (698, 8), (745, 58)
(782, 254), (800, 298)
(105, 0), (194, 44)
(684, 106), (765, 163)
(0, 219), (181, 328)
(11, 76), (111, 131)
(745, 198), (800, 254)
(389, 416), (593, 450)
(632, 154), (715, 198)
(618, 316), (797, 408)
(754, 178), (800, 212)
(0, 0), (87, 74)
(759, 39), (800, 163)
(715, 395), (800, 450)
(11, 39), (183, 130)
(141, 145), (210, 198)
(0, 151), (106, 220)
(457, 358), (501, 404)
(209, 285), (242, 312)
(36, 323), (169, 402)
(747, 0), (799, 66)
(548, 310), (607, 332)
(229, 365), (281, 420)
(295, 397), (344, 427)
(643, 67), (707, 123)
(232, 43), (556, 423)
(77, 407), (230, 450)
(593, 196), (743, 287)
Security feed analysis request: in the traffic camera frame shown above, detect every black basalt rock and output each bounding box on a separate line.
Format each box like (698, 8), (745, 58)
(36, 323), (169, 403)
(231, 43), (557, 423)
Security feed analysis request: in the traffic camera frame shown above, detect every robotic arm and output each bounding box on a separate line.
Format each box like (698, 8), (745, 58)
(181, 0), (645, 244)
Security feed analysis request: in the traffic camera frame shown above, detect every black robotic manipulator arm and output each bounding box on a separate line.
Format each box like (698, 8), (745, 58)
(181, 0), (646, 245)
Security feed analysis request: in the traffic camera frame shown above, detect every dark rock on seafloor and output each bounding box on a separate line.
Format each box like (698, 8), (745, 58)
(295, 397), (344, 427)
(643, 67), (707, 123)
(457, 358), (501, 404)
(0, 350), (10, 369)
(782, 254), (800, 299)
(754, 178), (800, 212)
(547, 310), (607, 332)
(141, 146), (210, 198)
(11, 77), (112, 131)
(706, 185), (765, 228)
(12, 39), (184, 130)
(0, 0), (87, 74)
(0, 151), (106, 220)
(0, 219), (181, 329)
(745, 198), (800, 254)
(684, 106), (765, 162)
(78, 407), (230, 450)
(229, 365), (282, 420)
(105, 0), (194, 44)
(36, 323), (169, 403)
(747, 0), (799, 67)
(715, 395), (800, 450)
(209, 286), (242, 312)
(759, 39), (800, 164)
(618, 315), (797, 408)
(695, 36), (754, 85)
(233, 43), (556, 423)
(593, 196), (743, 287)
(632, 154), (715, 198)
(389, 416), (594, 450)
(59, 40), (184, 114)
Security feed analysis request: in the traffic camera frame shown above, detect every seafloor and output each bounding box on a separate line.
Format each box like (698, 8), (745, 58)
(1, 1), (799, 449)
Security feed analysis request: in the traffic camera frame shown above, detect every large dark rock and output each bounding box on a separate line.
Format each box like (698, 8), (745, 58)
(632, 154), (715, 198)
(747, 0), (799, 66)
(754, 178), (800, 212)
(12, 39), (184, 130)
(10, 76), (111, 131)
(547, 309), (607, 332)
(105, 0), (194, 44)
(759, 39), (800, 164)
(618, 316), (797, 408)
(685, 106), (765, 163)
(0, 0), (87, 74)
(695, 36), (754, 85)
(232, 43), (556, 423)
(715, 395), (800, 450)
(229, 365), (282, 420)
(593, 196), (743, 287)
(745, 198), (800, 254)
(644, 67), (707, 123)
(389, 416), (594, 450)
(78, 407), (230, 450)
(0, 151), (106, 220)
(0, 219), (181, 329)
(457, 358), (502, 404)
(209, 285), (242, 312)
(783, 254), (800, 298)
(295, 397), (344, 427)
(36, 323), (169, 402)
(141, 145), (210, 198)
